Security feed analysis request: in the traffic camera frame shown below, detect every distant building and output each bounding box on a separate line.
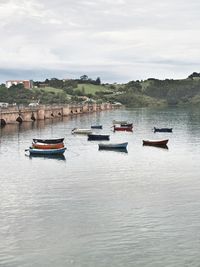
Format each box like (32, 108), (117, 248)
(0, 102), (9, 108)
(6, 80), (33, 89)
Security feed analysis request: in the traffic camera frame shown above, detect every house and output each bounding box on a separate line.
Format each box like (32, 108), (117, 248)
(0, 102), (9, 108)
(6, 80), (33, 89)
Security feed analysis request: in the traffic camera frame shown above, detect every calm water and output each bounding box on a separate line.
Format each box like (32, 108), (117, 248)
(1, 107), (200, 267)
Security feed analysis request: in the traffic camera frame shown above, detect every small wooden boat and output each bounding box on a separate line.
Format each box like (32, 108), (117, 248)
(33, 138), (64, 144)
(72, 128), (93, 134)
(98, 142), (128, 150)
(88, 134), (110, 141)
(26, 147), (66, 155)
(154, 127), (173, 133)
(143, 139), (169, 146)
(91, 125), (103, 129)
(32, 142), (64, 149)
(113, 120), (127, 125)
(120, 123), (133, 127)
(113, 125), (133, 132)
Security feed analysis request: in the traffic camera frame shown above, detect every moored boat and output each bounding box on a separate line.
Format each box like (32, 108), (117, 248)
(98, 142), (128, 150)
(154, 127), (173, 133)
(113, 125), (133, 132)
(88, 134), (110, 141)
(32, 142), (64, 149)
(113, 120), (127, 125)
(72, 128), (93, 134)
(26, 147), (66, 155)
(143, 139), (169, 146)
(33, 138), (64, 144)
(120, 123), (133, 127)
(91, 125), (103, 129)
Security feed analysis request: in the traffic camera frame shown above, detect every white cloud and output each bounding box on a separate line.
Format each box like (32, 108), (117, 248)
(0, 0), (200, 83)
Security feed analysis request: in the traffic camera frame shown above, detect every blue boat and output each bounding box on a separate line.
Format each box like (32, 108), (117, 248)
(154, 127), (173, 133)
(98, 142), (128, 150)
(26, 147), (66, 155)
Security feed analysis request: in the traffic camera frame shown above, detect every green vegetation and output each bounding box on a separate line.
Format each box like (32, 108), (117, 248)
(33, 86), (63, 94)
(76, 84), (112, 95)
(1, 72), (200, 107)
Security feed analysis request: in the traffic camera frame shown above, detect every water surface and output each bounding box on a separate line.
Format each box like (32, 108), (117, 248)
(1, 107), (200, 267)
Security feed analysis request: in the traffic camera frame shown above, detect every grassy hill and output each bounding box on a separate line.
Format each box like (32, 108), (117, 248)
(2, 75), (200, 107)
(76, 83), (113, 95)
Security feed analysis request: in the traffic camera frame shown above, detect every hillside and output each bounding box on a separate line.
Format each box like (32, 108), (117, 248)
(1, 73), (200, 107)
(111, 77), (200, 107)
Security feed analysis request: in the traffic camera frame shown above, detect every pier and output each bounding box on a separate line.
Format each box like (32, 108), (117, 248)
(0, 103), (116, 126)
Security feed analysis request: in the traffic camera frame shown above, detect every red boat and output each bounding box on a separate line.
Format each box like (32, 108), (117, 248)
(143, 139), (168, 146)
(32, 142), (64, 150)
(113, 125), (133, 132)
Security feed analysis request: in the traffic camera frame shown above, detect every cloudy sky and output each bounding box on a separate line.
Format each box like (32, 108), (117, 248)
(0, 0), (200, 83)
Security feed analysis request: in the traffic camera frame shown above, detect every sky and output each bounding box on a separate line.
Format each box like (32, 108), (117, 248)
(0, 0), (200, 84)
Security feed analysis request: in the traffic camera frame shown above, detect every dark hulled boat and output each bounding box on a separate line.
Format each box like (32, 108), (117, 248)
(88, 134), (110, 141)
(91, 125), (103, 129)
(33, 138), (64, 144)
(143, 139), (169, 147)
(154, 127), (173, 133)
(98, 142), (128, 150)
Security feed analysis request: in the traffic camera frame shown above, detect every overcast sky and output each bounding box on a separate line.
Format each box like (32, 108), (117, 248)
(0, 0), (200, 83)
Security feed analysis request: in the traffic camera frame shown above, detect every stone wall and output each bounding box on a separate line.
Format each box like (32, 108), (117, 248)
(0, 103), (114, 126)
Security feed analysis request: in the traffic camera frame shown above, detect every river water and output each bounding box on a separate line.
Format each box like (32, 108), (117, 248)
(1, 107), (200, 267)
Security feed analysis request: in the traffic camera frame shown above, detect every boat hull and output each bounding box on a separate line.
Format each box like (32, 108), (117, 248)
(32, 142), (64, 149)
(143, 139), (169, 146)
(33, 138), (64, 144)
(114, 126), (133, 132)
(88, 134), (110, 141)
(120, 123), (133, 127)
(72, 128), (93, 134)
(27, 147), (66, 155)
(98, 142), (128, 149)
(91, 125), (103, 129)
(154, 127), (173, 133)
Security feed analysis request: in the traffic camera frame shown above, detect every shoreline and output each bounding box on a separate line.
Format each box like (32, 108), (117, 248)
(0, 103), (120, 127)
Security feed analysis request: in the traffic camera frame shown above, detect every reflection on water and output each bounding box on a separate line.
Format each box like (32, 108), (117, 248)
(0, 118), (65, 137)
(1, 107), (200, 267)
(143, 144), (169, 150)
(98, 147), (128, 153)
(26, 153), (66, 161)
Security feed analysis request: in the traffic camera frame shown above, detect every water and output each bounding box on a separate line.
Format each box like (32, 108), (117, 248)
(1, 107), (200, 267)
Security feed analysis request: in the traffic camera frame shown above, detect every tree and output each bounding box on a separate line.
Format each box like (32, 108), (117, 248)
(188, 72), (200, 79)
(95, 77), (101, 85)
(80, 75), (88, 81)
(49, 78), (64, 88)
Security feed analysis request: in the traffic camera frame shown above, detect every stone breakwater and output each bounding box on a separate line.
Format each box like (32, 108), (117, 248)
(0, 103), (119, 126)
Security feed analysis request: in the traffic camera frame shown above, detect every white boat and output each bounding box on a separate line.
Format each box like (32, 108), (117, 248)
(72, 128), (93, 134)
(113, 120), (127, 125)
